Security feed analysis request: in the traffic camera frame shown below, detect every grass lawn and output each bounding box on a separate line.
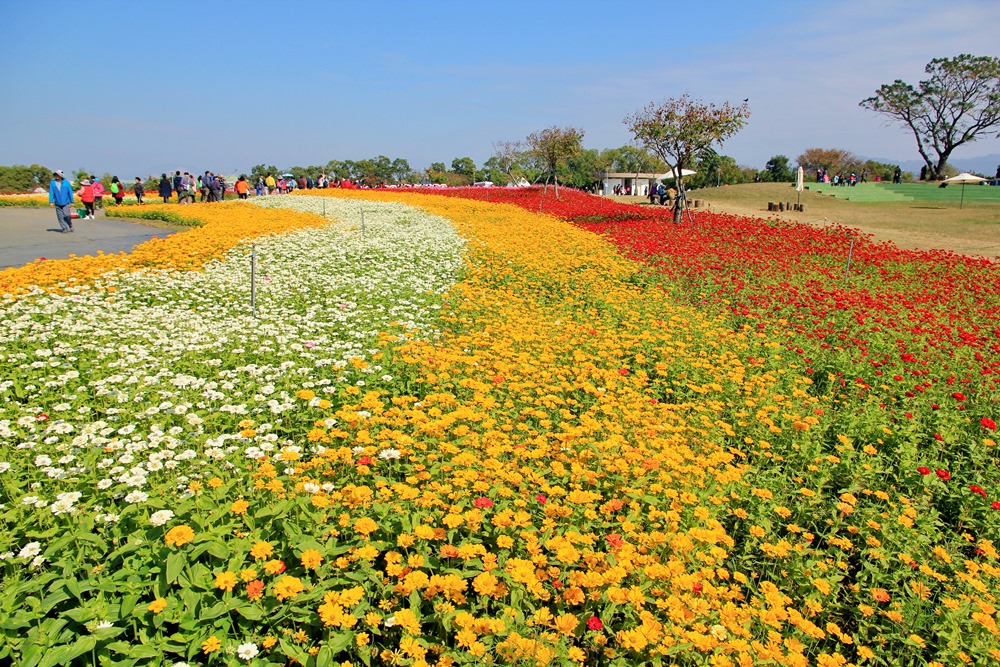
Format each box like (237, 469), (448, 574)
(619, 182), (1000, 259)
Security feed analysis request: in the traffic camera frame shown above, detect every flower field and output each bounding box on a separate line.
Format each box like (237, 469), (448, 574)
(1, 189), (998, 666)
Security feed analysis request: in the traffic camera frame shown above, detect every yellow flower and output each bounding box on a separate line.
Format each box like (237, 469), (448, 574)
(147, 598), (168, 614)
(208, 477), (223, 489)
(273, 575), (305, 601)
(263, 559), (286, 575)
(164, 525), (195, 547)
(240, 567), (258, 582)
(202, 636), (222, 654)
(231, 499), (249, 515)
(301, 548), (323, 570)
(250, 541), (274, 560)
(215, 572), (238, 592)
(354, 517), (378, 537)
(262, 636), (277, 649)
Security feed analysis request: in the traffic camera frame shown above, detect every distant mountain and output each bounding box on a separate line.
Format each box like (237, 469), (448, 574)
(864, 153), (1000, 177)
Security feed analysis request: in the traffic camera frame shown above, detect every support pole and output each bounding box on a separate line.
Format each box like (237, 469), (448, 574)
(250, 244), (257, 317)
(843, 238), (855, 288)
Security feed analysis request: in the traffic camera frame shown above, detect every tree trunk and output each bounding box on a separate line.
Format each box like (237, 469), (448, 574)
(673, 175), (685, 223)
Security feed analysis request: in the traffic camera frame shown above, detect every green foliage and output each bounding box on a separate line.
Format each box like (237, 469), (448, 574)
(0, 164), (52, 193)
(764, 155), (793, 182)
(525, 126), (585, 195)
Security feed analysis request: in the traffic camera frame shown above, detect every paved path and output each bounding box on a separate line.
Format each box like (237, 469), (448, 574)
(0, 208), (175, 270)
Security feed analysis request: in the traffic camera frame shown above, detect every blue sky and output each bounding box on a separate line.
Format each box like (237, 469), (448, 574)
(2, 0), (998, 178)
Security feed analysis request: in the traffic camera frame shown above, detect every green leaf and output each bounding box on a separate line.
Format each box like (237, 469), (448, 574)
(39, 635), (97, 667)
(235, 605), (263, 621)
(200, 601), (229, 620)
(165, 552), (185, 584)
(325, 631), (353, 654)
(129, 644), (162, 659)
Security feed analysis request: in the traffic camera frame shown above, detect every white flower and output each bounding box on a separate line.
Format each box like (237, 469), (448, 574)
(384, 615), (397, 627)
(18, 541), (41, 559)
(30, 555), (46, 569)
(124, 490), (149, 504)
(379, 448), (401, 460)
(0, 462), (10, 473)
(97, 479), (113, 490)
(237, 643), (259, 660)
(33, 455), (52, 467)
(50, 498), (76, 515)
(149, 510), (175, 526)
(94, 620), (113, 629)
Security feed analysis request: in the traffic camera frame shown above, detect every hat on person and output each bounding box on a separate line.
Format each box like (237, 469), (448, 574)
(54, 169), (65, 177)
(81, 179), (91, 185)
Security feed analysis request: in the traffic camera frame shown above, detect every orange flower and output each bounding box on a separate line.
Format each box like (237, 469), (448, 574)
(246, 580), (265, 600)
(871, 588), (890, 603)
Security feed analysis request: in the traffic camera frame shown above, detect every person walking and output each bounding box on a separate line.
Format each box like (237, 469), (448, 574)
(110, 176), (125, 205)
(78, 179), (96, 219)
(172, 170), (183, 202)
(200, 171), (211, 202)
(235, 175), (250, 199)
(48, 169), (75, 233)
(91, 176), (105, 210)
(264, 173), (275, 195)
(158, 173), (172, 203)
(133, 177), (145, 204)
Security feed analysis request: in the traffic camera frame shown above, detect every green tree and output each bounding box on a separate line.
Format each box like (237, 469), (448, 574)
(564, 148), (606, 191)
(860, 54), (1000, 180)
(525, 126), (585, 196)
(450, 157), (476, 185)
(486, 141), (525, 184)
(764, 155), (793, 182)
(390, 158), (411, 183)
(599, 145), (665, 173)
(625, 94), (750, 221)
(250, 164), (278, 183)
(0, 164), (52, 193)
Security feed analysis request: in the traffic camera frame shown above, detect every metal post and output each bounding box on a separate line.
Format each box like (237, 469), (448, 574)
(250, 244), (257, 317)
(843, 238), (855, 287)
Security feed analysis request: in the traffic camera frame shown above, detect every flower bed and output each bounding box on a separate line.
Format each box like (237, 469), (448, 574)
(0, 191), (997, 666)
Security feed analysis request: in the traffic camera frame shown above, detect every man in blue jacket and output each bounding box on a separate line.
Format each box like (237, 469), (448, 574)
(48, 170), (75, 233)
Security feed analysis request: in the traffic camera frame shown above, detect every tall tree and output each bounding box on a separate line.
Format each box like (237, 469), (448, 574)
(860, 54), (1000, 180)
(599, 145), (666, 173)
(764, 155), (793, 182)
(488, 140), (525, 182)
(625, 94), (750, 222)
(796, 148), (861, 179)
(525, 126), (585, 197)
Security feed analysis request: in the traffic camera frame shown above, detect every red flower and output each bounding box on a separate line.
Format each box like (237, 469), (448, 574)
(992, 501), (1000, 510)
(970, 485), (987, 498)
(933, 433), (944, 441)
(605, 533), (624, 548)
(535, 494), (548, 504)
(936, 469), (951, 481)
(692, 582), (703, 595)
(917, 467), (931, 475)
(981, 417), (997, 431)
(357, 456), (372, 466)
(586, 616), (604, 631)
(952, 392), (966, 401)
(551, 580), (563, 589)
(618, 368), (630, 376)
(473, 497), (494, 509)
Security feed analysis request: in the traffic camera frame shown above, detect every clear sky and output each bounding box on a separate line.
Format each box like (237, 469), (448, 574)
(2, 0), (998, 178)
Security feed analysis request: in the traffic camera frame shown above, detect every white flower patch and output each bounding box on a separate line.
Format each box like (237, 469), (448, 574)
(0, 196), (464, 554)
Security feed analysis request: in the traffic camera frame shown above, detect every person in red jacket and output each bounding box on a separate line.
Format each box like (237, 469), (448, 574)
(79, 179), (96, 219)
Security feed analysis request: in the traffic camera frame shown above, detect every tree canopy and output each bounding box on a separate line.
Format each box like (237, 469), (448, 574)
(525, 126), (585, 196)
(860, 54), (1000, 180)
(624, 94), (750, 221)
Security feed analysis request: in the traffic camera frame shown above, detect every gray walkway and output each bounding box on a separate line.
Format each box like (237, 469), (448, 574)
(0, 207), (175, 270)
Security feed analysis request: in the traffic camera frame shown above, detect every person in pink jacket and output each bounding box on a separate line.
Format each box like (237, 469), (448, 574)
(91, 175), (105, 210)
